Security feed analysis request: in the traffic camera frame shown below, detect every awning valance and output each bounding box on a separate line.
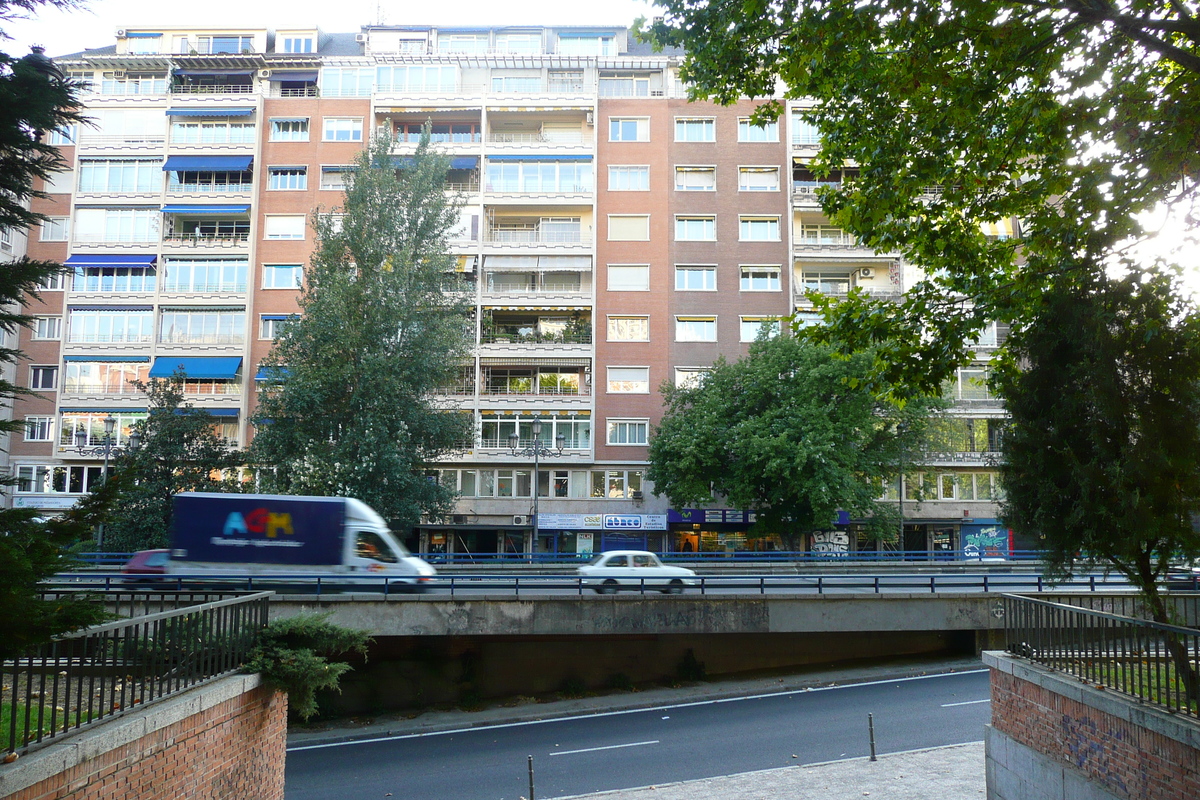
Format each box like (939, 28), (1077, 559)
(148, 356), (243, 380)
(64, 254), (157, 268)
(161, 204), (251, 215)
(162, 155), (253, 172)
(165, 107), (255, 117)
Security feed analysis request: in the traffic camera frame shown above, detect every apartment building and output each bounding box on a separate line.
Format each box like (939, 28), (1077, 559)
(8, 24), (1009, 559)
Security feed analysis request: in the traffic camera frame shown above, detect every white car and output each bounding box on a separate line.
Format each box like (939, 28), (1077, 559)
(577, 550), (698, 594)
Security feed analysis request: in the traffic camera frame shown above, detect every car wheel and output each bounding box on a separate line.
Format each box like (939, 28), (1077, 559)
(664, 579), (684, 595)
(598, 579), (619, 595)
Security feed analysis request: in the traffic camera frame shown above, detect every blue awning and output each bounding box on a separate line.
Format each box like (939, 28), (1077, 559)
(174, 407), (239, 417)
(149, 356), (243, 380)
(254, 366), (289, 382)
(267, 71), (318, 82)
(64, 254), (157, 268)
(486, 155), (592, 162)
(163, 155), (253, 172)
(165, 107), (255, 117)
(63, 356), (150, 362)
(161, 204), (251, 215)
(450, 157), (479, 169)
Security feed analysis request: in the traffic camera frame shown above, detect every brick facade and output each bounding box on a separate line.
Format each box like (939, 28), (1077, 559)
(3, 678), (286, 800)
(988, 654), (1200, 800)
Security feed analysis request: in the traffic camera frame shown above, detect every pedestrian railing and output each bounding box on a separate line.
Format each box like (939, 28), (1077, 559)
(2, 591), (270, 755)
(1003, 594), (1200, 718)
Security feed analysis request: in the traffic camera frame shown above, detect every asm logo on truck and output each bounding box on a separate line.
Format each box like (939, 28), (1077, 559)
(223, 508), (295, 538)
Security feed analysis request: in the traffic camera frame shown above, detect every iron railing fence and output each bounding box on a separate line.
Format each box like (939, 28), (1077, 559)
(1003, 594), (1200, 718)
(2, 591), (270, 755)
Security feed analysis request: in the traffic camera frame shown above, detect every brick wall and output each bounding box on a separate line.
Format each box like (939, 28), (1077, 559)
(987, 652), (1200, 800)
(1, 676), (286, 800)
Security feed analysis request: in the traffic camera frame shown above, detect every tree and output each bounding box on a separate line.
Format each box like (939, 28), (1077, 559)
(641, 1), (1198, 395)
(101, 373), (245, 552)
(647, 335), (942, 550)
(996, 274), (1200, 612)
(250, 131), (473, 530)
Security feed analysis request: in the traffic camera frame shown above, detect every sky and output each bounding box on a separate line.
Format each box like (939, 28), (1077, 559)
(5, 0), (658, 57)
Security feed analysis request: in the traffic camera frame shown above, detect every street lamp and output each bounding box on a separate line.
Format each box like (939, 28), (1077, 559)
(508, 418), (566, 551)
(71, 415), (141, 549)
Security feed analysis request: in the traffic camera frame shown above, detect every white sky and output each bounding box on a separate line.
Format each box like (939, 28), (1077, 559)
(5, 0), (658, 57)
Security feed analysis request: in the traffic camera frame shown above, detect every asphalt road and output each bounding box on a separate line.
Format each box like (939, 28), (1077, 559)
(284, 669), (992, 800)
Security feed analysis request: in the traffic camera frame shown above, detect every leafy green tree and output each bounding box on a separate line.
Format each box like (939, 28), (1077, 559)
(647, 335), (942, 550)
(997, 274), (1200, 618)
(641, 1), (1197, 395)
(102, 373), (245, 551)
(250, 131), (472, 529)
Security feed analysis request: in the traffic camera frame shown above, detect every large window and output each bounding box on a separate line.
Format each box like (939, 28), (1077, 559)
(170, 120), (255, 144)
(73, 265), (156, 293)
(608, 165), (649, 191)
(675, 265), (716, 291)
(374, 65), (456, 93)
(159, 308), (246, 344)
(607, 264), (649, 291)
(739, 216), (781, 241)
(270, 118), (309, 141)
(323, 117), (363, 142)
(485, 160), (593, 193)
(675, 316), (717, 342)
(674, 166), (715, 191)
(738, 117), (779, 142)
(68, 308), (154, 343)
(162, 259), (248, 292)
(78, 159), (159, 193)
(609, 117), (649, 142)
(738, 166), (780, 191)
(675, 117), (715, 142)
(675, 216), (716, 241)
(268, 166), (307, 191)
(607, 316), (650, 341)
(740, 266), (781, 291)
(606, 419), (649, 445)
(73, 208), (159, 242)
(263, 264), (303, 289)
(607, 367), (650, 393)
(608, 215), (650, 241)
(63, 361), (149, 394)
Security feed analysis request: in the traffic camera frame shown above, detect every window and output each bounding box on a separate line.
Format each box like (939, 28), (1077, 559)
(281, 35), (314, 53)
(32, 316), (61, 340)
(674, 367), (710, 389)
(675, 266), (716, 291)
(608, 215), (650, 241)
(738, 117), (779, 142)
(675, 216), (716, 241)
(24, 416), (53, 442)
(320, 167), (350, 191)
(608, 165), (649, 191)
(270, 118), (309, 141)
(260, 315), (293, 340)
(264, 215), (305, 240)
(590, 469), (643, 499)
(68, 308), (154, 343)
(30, 366), (57, 390)
(162, 258), (248, 292)
(740, 317), (782, 342)
(739, 216), (780, 241)
(40, 217), (68, 241)
(607, 419), (649, 445)
(73, 208), (159, 242)
(263, 264), (303, 289)
(607, 264), (649, 291)
(738, 166), (780, 191)
(607, 316), (649, 341)
(740, 266), (781, 291)
(609, 117), (649, 142)
(268, 167), (307, 191)
(674, 166), (715, 191)
(323, 117), (363, 142)
(607, 367), (650, 393)
(63, 361), (149, 394)
(675, 117), (715, 142)
(675, 316), (717, 342)
(78, 159), (160, 193)
(159, 308), (246, 344)
(73, 265), (156, 293)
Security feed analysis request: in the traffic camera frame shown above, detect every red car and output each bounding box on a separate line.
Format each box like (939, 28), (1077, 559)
(121, 549), (170, 581)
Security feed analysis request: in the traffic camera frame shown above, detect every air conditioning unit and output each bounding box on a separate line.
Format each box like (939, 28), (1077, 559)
(512, 515), (529, 526)
(355, 33), (368, 44)
(451, 514), (467, 525)
(859, 268), (874, 279)
(257, 69), (272, 78)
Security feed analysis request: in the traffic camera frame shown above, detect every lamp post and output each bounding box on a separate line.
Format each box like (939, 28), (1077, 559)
(71, 415), (141, 548)
(508, 418), (566, 552)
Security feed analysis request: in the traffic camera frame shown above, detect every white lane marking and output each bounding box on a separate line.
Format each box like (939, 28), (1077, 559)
(941, 698), (991, 707)
(550, 740), (659, 757)
(287, 668), (989, 752)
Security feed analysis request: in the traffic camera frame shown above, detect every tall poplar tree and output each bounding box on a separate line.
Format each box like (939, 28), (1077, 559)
(250, 131), (472, 530)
